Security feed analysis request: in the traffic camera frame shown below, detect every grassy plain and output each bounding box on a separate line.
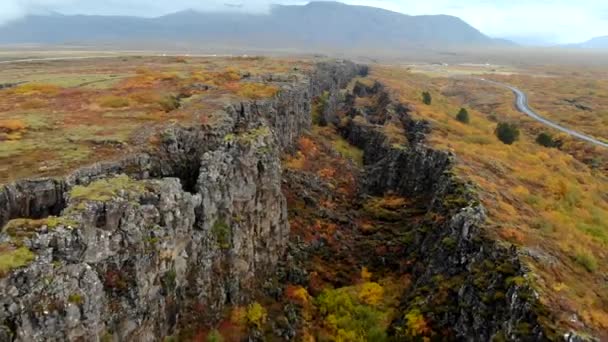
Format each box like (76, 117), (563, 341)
(372, 63), (608, 337)
(0, 55), (310, 184)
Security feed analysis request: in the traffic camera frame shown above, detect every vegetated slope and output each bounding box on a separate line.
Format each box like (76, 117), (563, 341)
(0, 1), (504, 49)
(0, 56), (308, 184)
(373, 65), (608, 338)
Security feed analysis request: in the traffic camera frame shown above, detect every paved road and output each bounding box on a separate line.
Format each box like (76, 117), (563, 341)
(479, 78), (608, 148)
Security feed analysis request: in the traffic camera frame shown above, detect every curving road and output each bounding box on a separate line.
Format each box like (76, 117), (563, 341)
(479, 78), (608, 148)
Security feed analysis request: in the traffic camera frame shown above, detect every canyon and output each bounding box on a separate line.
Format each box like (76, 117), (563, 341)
(0, 60), (584, 341)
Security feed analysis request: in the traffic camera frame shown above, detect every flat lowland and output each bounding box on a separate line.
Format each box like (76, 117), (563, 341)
(372, 63), (608, 336)
(0, 55), (311, 184)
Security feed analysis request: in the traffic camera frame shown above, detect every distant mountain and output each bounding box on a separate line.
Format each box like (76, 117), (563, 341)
(569, 36), (608, 49)
(0, 1), (507, 50)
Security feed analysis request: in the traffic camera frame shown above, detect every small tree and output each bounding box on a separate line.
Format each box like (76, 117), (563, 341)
(456, 108), (470, 124)
(495, 122), (520, 145)
(536, 132), (554, 147)
(422, 91), (432, 105)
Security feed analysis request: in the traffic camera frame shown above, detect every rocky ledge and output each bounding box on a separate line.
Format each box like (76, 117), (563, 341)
(0, 61), (366, 341)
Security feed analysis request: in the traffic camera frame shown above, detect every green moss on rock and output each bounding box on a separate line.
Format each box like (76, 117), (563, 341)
(69, 174), (146, 203)
(0, 244), (35, 276)
(212, 219), (232, 249)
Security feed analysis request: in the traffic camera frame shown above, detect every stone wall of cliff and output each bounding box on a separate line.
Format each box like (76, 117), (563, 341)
(339, 81), (557, 340)
(0, 61), (366, 341)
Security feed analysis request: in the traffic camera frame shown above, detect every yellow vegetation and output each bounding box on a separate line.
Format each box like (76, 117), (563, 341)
(372, 65), (608, 334)
(245, 302), (267, 329)
(234, 83), (279, 100)
(97, 95), (130, 108)
(12, 83), (61, 96)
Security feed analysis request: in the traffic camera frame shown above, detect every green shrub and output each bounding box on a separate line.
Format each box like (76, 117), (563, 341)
(312, 91), (329, 126)
(422, 91), (432, 105)
(206, 329), (224, 342)
(573, 252), (598, 273)
(535, 132), (557, 148)
(316, 287), (387, 341)
(456, 108), (470, 124)
(495, 122), (520, 145)
(159, 95), (180, 112)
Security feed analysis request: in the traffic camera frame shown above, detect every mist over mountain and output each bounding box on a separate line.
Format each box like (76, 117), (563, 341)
(0, 1), (508, 50)
(568, 36), (608, 49)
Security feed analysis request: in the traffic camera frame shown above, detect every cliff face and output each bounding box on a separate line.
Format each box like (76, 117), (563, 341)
(337, 81), (554, 340)
(0, 62), (571, 341)
(0, 61), (366, 341)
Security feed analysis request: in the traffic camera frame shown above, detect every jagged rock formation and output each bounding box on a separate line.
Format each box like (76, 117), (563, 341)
(0, 61), (366, 341)
(0, 62), (582, 341)
(336, 81), (559, 340)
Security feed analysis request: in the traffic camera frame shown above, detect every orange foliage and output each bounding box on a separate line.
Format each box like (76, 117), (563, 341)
(225, 81), (279, 100)
(285, 285), (311, 306)
(299, 136), (319, 158)
(20, 98), (47, 109)
(498, 227), (526, 245)
(317, 167), (336, 179)
(0, 119), (27, 132)
(128, 90), (162, 104)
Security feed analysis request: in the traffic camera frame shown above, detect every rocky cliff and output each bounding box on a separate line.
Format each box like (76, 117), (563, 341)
(0, 61), (577, 341)
(0, 61), (366, 341)
(336, 81), (559, 340)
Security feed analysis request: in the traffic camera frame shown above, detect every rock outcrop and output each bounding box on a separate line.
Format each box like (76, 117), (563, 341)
(0, 61), (366, 341)
(0, 62), (577, 341)
(339, 80), (558, 340)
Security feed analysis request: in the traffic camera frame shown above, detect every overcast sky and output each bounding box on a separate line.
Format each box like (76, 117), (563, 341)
(1, 0), (607, 44)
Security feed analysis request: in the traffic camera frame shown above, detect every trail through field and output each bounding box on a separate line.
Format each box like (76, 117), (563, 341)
(478, 78), (608, 148)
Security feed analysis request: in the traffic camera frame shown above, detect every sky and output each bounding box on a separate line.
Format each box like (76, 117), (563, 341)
(0, 0), (607, 44)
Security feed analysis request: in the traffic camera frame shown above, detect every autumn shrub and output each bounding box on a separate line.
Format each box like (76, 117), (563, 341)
(456, 108), (470, 124)
(220, 68), (242, 82)
(495, 122), (520, 145)
(315, 287), (387, 341)
(245, 302), (267, 329)
(0, 119), (27, 132)
(98, 95), (130, 108)
(12, 83), (60, 96)
(159, 95), (180, 112)
(236, 83), (279, 100)
(129, 91), (162, 104)
(358, 282), (384, 305)
(404, 308), (431, 337)
(20, 98), (47, 109)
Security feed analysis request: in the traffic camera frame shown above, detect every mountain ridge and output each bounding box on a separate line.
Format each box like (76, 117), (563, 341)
(568, 35), (608, 49)
(0, 1), (508, 50)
